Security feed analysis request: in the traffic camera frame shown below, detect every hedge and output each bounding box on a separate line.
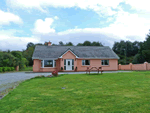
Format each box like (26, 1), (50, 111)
(0, 67), (15, 73)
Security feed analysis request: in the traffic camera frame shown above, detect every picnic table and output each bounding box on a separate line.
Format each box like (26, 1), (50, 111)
(85, 67), (103, 75)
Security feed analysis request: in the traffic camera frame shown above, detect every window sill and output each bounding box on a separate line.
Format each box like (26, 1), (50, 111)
(41, 67), (56, 68)
(101, 65), (109, 67)
(82, 65), (90, 66)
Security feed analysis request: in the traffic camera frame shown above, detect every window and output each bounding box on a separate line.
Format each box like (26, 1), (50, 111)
(72, 59), (74, 65)
(72, 59), (74, 70)
(68, 61), (70, 65)
(64, 59), (66, 70)
(44, 60), (53, 67)
(55, 60), (56, 67)
(82, 60), (90, 65)
(101, 60), (109, 65)
(72, 66), (74, 70)
(41, 60), (43, 67)
(41, 60), (56, 68)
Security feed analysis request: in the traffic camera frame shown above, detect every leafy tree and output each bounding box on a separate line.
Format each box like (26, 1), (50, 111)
(35, 43), (43, 46)
(11, 51), (22, 60)
(66, 42), (74, 46)
(83, 41), (91, 46)
(77, 43), (83, 46)
(59, 41), (64, 46)
(0, 52), (19, 67)
(52, 44), (57, 46)
(23, 46), (35, 66)
(132, 54), (145, 64)
(27, 42), (34, 50)
(91, 41), (103, 46)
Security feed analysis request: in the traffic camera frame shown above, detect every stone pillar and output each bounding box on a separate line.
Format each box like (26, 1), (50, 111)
(144, 62), (148, 70)
(118, 64), (121, 70)
(16, 65), (19, 71)
(129, 63), (132, 70)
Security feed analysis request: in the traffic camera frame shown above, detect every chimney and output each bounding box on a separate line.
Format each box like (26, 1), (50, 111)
(48, 41), (52, 46)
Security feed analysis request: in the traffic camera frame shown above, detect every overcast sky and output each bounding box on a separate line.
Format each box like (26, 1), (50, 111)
(0, 0), (149, 51)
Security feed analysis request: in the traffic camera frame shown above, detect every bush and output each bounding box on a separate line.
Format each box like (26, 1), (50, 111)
(75, 66), (77, 71)
(0, 67), (3, 72)
(52, 70), (58, 77)
(47, 75), (53, 78)
(61, 67), (63, 70)
(11, 67), (15, 71)
(7, 67), (10, 71)
(3, 67), (7, 72)
(0, 67), (15, 72)
(34, 75), (45, 78)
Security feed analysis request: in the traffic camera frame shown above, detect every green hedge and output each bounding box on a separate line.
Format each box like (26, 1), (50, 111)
(0, 67), (15, 73)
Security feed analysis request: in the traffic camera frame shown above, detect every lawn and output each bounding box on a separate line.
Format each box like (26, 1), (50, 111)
(0, 72), (150, 113)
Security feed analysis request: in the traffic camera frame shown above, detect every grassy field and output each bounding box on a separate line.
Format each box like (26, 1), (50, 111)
(0, 72), (150, 113)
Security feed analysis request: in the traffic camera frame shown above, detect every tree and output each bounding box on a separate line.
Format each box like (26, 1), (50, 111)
(11, 51), (22, 60)
(77, 43), (83, 46)
(35, 43), (43, 46)
(59, 41), (64, 46)
(27, 42), (34, 50)
(132, 54), (145, 64)
(0, 52), (19, 67)
(65, 42), (74, 46)
(91, 41), (103, 46)
(23, 46), (35, 66)
(112, 40), (142, 64)
(83, 41), (91, 46)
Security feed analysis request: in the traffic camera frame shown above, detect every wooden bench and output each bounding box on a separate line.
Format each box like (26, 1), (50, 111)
(85, 67), (103, 75)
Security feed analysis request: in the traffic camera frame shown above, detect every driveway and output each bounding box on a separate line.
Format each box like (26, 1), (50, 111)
(0, 71), (132, 92)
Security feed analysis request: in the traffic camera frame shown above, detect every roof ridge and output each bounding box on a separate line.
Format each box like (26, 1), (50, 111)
(36, 45), (109, 47)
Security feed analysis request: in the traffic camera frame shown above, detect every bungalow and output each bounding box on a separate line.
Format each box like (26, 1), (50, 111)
(32, 42), (119, 72)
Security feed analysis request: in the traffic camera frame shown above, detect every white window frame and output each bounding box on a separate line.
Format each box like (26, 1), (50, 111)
(101, 60), (109, 66)
(82, 60), (90, 66)
(41, 60), (55, 68)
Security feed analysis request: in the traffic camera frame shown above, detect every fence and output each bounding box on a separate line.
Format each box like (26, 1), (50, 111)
(118, 62), (150, 71)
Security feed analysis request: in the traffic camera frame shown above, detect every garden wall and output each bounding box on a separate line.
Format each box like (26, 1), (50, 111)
(118, 62), (150, 71)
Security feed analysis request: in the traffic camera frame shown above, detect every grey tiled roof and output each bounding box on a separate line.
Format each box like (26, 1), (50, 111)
(32, 45), (119, 59)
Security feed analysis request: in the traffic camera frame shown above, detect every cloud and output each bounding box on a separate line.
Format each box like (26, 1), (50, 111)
(33, 11), (149, 48)
(0, 10), (23, 25)
(6, 0), (124, 16)
(54, 16), (59, 20)
(32, 18), (55, 34)
(100, 10), (150, 41)
(125, 0), (150, 12)
(0, 29), (40, 51)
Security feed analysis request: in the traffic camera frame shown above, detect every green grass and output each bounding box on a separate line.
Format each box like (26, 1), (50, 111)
(1, 72), (150, 113)
(20, 66), (33, 71)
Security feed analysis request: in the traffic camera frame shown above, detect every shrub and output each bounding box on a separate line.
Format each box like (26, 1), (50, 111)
(7, 67), (11, 71)
(52, 70), (58, 77)
(11, 67), (15, 71)
(61, 67), (63, 70)
(3, 67), (7, 72)
(34, 75), (45, 78)
(0, 67), (3, 72)
(75, 66), (77, 71)
(47, 75), (53, 78)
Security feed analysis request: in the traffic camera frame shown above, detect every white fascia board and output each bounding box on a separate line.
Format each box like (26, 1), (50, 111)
(77, 57), (119, 59)
(59, 50), (78, 58)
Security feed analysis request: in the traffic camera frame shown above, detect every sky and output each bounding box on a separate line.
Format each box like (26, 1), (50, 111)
(0, 0), (150, 51)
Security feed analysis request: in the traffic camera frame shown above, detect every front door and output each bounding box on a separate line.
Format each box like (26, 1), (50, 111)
(66, 59), (72, 70)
